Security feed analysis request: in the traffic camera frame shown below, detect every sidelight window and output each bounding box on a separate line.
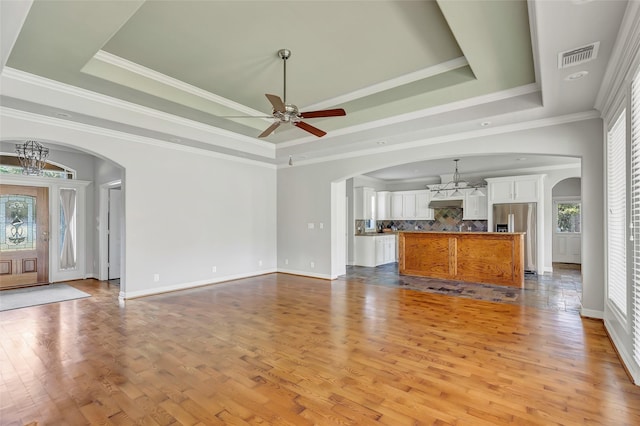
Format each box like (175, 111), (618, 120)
(59, 188), (77, 270)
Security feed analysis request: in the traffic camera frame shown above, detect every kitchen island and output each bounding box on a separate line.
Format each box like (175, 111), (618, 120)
(398, 231), (524, 287)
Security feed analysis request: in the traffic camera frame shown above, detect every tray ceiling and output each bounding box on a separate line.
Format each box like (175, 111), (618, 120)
(5, 0), (535, 144)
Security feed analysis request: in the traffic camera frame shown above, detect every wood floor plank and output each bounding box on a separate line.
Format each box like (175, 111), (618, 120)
(1, 273), (639, 425)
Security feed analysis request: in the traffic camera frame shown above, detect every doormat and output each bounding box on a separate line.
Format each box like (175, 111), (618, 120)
(0, 284), (90, 312)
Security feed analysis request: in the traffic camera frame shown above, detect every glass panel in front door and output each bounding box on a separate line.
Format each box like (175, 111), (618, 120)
(1, 195), (37, 252)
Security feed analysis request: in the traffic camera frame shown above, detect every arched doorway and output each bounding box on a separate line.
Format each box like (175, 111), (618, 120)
(552, 177), (582, 265)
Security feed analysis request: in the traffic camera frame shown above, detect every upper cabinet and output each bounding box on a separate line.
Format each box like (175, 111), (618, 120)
(354, 187), (376, 220)
(462, 188), (488, 220)
(391, 190), (434, 220)
(377, 191), (392, 220)
(486, 175), (543, 204)
(416, 191), (433, 219)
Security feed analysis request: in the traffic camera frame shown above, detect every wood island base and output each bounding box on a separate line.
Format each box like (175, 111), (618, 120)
(398, 231), (525, 287)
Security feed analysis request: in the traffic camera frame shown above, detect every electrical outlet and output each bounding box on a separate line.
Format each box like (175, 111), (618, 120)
(153, 273), (159, 282)
(212, 266), (217, 273)
(310, 261), (315, 268)
(285, 259), (289, 265)
(319, 223), (324, 229)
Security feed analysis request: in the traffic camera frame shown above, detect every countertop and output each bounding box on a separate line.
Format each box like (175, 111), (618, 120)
(398, 231), (525, 235)
(355, 232), (397, 237)
(356, 231), (524, 236)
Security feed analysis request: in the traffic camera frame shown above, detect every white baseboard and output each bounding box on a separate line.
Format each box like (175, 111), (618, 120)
(580, 307), (604, 319)
(605, 320), (640, 386)
(121, 268), (277, 299)
(277, 268), (332, 280)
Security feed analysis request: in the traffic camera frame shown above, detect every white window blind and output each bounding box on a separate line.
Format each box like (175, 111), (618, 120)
(608, 109), (627, 315)
(631, 69), (640, 367)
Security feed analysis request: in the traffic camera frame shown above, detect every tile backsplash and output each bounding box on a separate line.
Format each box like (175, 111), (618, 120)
(355, 207), (488, 233)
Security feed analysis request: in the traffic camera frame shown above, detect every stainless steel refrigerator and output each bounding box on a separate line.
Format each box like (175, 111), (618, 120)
(493, 203), (537, 274)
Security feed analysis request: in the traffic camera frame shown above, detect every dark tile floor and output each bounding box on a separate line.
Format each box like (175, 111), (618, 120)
(340, 262), (582, 314)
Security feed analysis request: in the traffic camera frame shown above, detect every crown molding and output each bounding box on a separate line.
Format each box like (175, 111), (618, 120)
(277, 82), (540, 150)
(0, 67), (274, 155)
(89, 50), (269, 118)
(284, 110), (600, 168)
(595, 0), (640, 118)
(302, 56), (469, 111)
(1, 107), (277, 170)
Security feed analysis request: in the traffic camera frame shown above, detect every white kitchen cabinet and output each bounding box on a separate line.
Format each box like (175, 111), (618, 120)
(389, 190), (433, 220)
(376, 191), (391, 220)
(354, 187), (376, 220)
(415, 191), (434, 220)
(463, 189), (488, 220)
(402, 193), (416, 218)
(355, 234), (396, 267)
(391, 193), (404, 219)
(486, 175), (543, 203)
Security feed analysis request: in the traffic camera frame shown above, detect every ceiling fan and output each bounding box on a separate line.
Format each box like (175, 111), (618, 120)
(239, 49), (346, 138)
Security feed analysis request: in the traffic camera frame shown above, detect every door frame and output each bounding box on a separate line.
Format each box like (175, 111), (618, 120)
(99, 180), (125, 295)
(107, 186), (122, 280)
(552, 196), (582, 264)
(0, 175), (90, 283)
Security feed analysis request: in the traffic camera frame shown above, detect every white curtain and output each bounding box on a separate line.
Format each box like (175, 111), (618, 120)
(60, 188), (76, 269)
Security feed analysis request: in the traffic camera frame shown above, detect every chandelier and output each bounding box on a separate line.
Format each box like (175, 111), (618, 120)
(15, 140), (49, 176)
(430, 159), (485, 199)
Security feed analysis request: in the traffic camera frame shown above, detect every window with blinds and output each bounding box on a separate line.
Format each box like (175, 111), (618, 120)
(608, 109), (627, 316)
(631, 69), (640, 367)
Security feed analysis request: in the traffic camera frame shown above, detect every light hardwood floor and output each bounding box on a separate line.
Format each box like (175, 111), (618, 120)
(1, 273), (639, 425)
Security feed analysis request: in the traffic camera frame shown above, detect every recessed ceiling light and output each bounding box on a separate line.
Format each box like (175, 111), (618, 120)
(565, 71), (589, 81)
(480, 121), (491, 127)
(55, 112), (71, 118)
(516, 157), (527, 161)
(377, 141), (386, 145)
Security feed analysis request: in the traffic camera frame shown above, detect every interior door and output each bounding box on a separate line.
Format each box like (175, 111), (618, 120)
(552, 200), (582, 264)
(108, 187), (122, 280)
(0, 185), (49, 289)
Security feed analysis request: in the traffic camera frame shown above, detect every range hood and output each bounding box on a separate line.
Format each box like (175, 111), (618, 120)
(428, 199), (463, 209)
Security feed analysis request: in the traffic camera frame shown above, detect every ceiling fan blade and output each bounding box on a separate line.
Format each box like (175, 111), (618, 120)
(294, 121), (327, 137)
(265, 94), (285, 113)
(258, 122), (281, 138)
(299, 108), (346, 119)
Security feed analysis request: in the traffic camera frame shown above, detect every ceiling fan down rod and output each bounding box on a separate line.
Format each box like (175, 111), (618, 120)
(278, 49), (291, 104)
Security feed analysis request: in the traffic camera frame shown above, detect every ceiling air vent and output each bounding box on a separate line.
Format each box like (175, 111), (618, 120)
(558, 42), (600, 68)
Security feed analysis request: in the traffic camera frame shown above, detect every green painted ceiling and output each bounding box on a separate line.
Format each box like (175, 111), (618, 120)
(6, 0), (535, 142)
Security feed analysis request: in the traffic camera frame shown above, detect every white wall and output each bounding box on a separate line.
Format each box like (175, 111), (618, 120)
(2, 110), (277, 298)
(278, 119), (604, 313)
(553, 177), (581, 197)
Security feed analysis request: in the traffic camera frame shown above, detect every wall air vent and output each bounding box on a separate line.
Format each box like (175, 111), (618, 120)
(558, 42), (600, 68)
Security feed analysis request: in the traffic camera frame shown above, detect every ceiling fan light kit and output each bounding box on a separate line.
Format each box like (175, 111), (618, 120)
(256, 48), (346, 138)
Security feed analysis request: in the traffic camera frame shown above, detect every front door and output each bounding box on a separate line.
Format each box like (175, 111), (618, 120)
(0, 185), (49, 289)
